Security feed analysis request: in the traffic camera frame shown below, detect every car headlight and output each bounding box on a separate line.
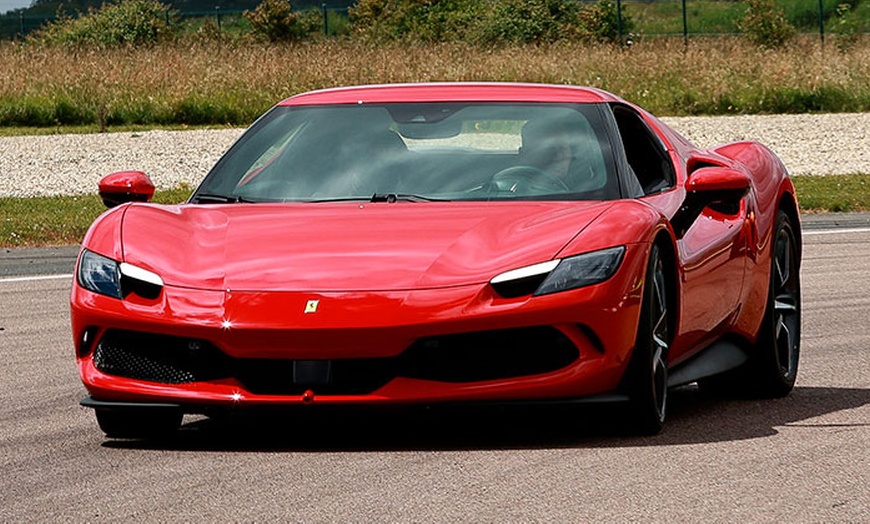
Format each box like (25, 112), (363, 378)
(77, 249), (164, 300)
(490, 246), (625, 298)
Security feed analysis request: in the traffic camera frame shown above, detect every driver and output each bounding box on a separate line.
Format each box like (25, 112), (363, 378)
(518, 118), (581, 190)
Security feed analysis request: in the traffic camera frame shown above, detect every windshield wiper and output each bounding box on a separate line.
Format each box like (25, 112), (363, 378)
(370, 193), (445, 203)
(305, 194), (446, 204)
(305, 197), (372, 203)
(192, 193), (259, 204)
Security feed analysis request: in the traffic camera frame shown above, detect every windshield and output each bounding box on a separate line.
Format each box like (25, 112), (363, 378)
(193, 103), (619, 203)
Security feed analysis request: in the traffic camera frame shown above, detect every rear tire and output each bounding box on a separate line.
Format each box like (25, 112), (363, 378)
(628, 243), (671, 435)
(95, 408), (182, 439)
(751, 210), (801, 396)
(699, 210), (800, 397)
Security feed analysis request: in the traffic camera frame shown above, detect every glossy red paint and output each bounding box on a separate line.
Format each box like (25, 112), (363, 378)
(79, 205), (125, 262)
(714, 140), (800, 342)
(279, 83), (620, 107)
(118, 201), (616, 292)
(72, 240), (649, 405)
(71, 83), (799, 427)
(686, 167), (751, 194)
(97, 171), (155, 206)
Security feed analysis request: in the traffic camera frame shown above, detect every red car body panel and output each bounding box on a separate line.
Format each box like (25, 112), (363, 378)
(71, 83), (799, 417)
(114, 201), (614, 292)
(71, 200), (655, 405)
(279, 83), (620, 107)
(72, 241), (651, 404)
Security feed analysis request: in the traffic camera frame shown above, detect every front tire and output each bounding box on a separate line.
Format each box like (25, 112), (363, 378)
(628, 243), (671, 435)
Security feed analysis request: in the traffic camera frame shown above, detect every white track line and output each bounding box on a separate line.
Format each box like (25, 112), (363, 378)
(0, 273), (73, 283)
(803, 227), (870, 236)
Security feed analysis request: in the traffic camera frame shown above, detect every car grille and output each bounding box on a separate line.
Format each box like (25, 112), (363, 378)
(92, 327), (579, 394)
(399, 327), (579, 383)
(93, 331), (230, 384)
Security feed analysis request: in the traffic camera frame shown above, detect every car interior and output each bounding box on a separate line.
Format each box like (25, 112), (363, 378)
(610, 104), (675, 196)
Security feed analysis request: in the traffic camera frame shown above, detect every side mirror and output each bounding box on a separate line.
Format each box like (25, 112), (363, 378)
(672, 167), (751, 238)
(98, 171), (155, 208)
(686, 166), (751, 198)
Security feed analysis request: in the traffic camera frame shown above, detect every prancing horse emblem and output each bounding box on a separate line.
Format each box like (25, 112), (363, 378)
(304, 299), (320, 314)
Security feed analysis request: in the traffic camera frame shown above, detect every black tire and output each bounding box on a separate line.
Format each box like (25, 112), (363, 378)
(698, 210), (800, 397)
(627, 243), (671, 435)
(95, 408), (182, 439)
(750, 210), (801, 396)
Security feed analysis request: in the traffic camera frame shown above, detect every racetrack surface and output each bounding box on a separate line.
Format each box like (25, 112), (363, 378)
(0, 221), (868, 521)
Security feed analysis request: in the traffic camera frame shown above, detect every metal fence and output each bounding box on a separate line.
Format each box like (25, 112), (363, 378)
(171, 5), (352, 36)
(1, 0), (867, 42)
(0, 5), (351, 39)
(616, 0), (866, 45)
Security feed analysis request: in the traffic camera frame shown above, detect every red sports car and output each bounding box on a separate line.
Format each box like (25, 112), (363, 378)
(71, 83), (801, 438)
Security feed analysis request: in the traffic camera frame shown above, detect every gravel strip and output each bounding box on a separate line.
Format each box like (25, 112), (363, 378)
(662, 113), (870, 177)
(0, 113), (867, 198)
(0, 129), (241, 198)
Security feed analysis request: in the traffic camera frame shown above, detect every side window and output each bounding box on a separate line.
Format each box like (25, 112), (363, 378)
(611, 105), (675, 195)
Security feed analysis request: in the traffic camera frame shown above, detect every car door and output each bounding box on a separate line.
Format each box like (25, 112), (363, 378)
(608, 104), (748, 360)
(675, 197), (750, 354)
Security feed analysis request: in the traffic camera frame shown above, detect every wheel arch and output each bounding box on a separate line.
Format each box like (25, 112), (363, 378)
(777, 189), (802, 267)
(652, 229), (680, 351)
(739, 187), (800, 348)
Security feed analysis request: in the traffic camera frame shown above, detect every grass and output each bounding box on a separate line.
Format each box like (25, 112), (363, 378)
(792, 173), (870, 213)
(626, 0), (747, 35)
(1, 176), (868, 248)
(1, 187), (193, 247)
(623, 0), (866, 36)
(2, 36), (870, 128)
(0, 123), (225, 136)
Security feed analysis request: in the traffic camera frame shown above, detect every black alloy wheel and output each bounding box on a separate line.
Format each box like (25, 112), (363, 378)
(698, 209), (801, 398)
(754, 210), (801, 396)
(628, 243), (671, 435)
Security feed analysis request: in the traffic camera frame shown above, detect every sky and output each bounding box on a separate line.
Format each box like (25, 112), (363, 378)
(1, 0), (32, 14)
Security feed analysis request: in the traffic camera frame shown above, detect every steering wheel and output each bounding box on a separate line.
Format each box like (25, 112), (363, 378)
(491, 166), (570, 195)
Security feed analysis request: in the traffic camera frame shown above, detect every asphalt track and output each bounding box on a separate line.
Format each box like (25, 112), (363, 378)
(0, 214), (868, 521)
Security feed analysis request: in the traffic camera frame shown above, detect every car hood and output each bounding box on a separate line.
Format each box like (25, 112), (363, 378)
(118, 201), (613, 292)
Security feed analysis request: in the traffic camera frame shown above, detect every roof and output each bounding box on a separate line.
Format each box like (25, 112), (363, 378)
(278, 83), (623, 106)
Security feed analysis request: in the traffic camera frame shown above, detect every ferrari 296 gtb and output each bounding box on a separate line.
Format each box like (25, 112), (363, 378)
(71, 83), (801, 438)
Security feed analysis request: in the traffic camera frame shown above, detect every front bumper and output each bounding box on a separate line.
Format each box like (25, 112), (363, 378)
(80, 391), (633, 418)
(71, 244), (648, 409)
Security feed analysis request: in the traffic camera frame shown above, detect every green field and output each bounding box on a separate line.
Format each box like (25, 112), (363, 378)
(627, 0), (747, 35)
(1, 36), (870, 130)
(625, 0), (870, 36)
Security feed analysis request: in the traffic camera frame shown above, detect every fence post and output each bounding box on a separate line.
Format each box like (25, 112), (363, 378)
(616, 0), (624, 46)
(19, 12), (24, 37)
(322, 3), (328, 36)
(818, 0), (825, 44)
(681, 0), (688, 47)
(215, 6), (222, 36)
